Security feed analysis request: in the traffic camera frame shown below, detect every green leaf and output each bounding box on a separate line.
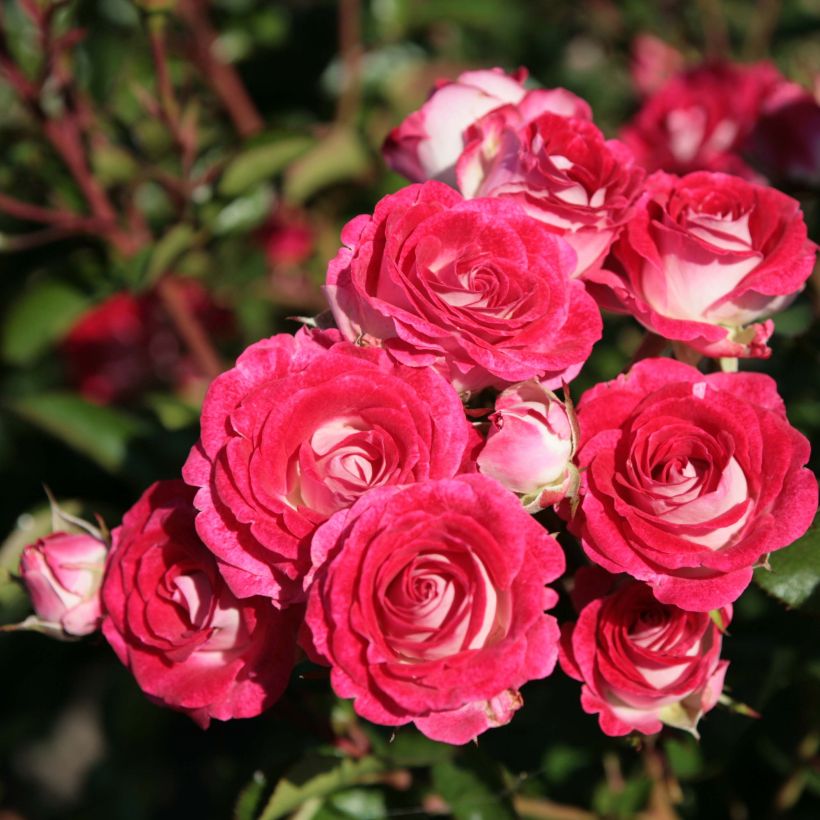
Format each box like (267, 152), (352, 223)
(431, 748), (518, 820)
(213, 184), (275, 236)
(234, 771), (267, 820)
(1, 279), (90, 365)
(145, 224), (197, 285)
(283, 128), (370, 204)
(257, 756), (387, 820)
(220, 136), (315, 197)
(754, 513), (820, 614)
(6, 392), (149, 474)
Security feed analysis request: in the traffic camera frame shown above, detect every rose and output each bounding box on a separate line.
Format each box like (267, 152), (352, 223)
(325, 181), (602, 393)
(559, 567), (730, 736)
(383, 67), (590, 186)
(630, 35), (685, 98)
(101, 480), (299, 728)
(61, 278), (233, 404)
(19, 532), (107, 636)
(182, 326), (477, 606)
(620, 61), (782, 177)
(457, 112), (645, 278)
(302, 474), (565, 745)
(477, 380), (579, 511)
(745, 81), (820, 186)
(568, 358), (817, 611)
(589, 171), (815, 358)
(258, 205), (314, 268)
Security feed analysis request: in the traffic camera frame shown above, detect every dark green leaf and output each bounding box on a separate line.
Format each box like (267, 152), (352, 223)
(220, 136), (315, 197)
(754, 513), (820, 614)
(234, 771), (267, 820)
(432, 748), (518, 820)
(1, 280), (90, 365)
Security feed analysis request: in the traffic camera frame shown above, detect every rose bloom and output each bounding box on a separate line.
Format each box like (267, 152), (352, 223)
(101, 481), (299, 728)
(183, 327), (477, 606)
(745, 80), (820, 187)
(477, 380), (579, 511)
(458, 112), (645, 278)
(630, 35), (685, 98)
(257, 205), (314, 268)
(569, 358), (817, 611)
(383, 67), (590, 186)
(620, 61), (782, 177)
(61, 278), (233, 404)
(302, 475), (565, 745)
(590, 171), (815, 358)
(325, 181), (601, 393)
(20, 532), (107, 637)
(560, 567), (730, 736)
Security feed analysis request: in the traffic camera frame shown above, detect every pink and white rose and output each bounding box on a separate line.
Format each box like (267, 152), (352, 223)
(325, 181), (602, 393)
(383, 67), (590, 186)
(589, 171), (816, 358)
(19, 531), (107, 637)
(302, 474), (566, 745)
(477, 380), (579, 511)
(560, 567), (730, 736)
(569, 358), (818, 611)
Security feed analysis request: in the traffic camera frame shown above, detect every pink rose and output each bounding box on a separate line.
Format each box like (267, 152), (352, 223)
(19, 532), (107, 637)
(458, 113), (645, 278)
(477, 380), (579, 511)
(590, 171), (815, 358)
(325, 181), (602, 392)
(383, 67), (590, 186)
(630, 35), (685, 98)
(620, 61), (782, 177)
(257, 205), (314, 268)
(569, 358), (817, 611)
(101, 481), (299, 728)
(182, 326), (477, 605)
(302, 475), (565, 745)
(746, 81), (820, 186)
(560, 567), (730, 736)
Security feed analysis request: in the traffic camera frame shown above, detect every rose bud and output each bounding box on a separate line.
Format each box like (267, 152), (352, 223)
(302, 474), (566, 745)
(620, 61), (782, 178)
(257, 205), (314, 268)
(560, 567), (731, 737)
(383, 67), (590, 186)
(477, 381), (579, 511)
(19, 532), (107, 637)
(458, 112), (645, 279)
(568, 358), (818, 611)
(101, 481), (300, 728)
(589, 170), (816, 359)
(325, 181), (601, 393)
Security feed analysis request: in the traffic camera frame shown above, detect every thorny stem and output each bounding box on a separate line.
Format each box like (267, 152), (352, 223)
(176, 0), (264, 138)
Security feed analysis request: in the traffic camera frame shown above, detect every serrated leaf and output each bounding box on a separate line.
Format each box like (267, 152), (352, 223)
(1, 279), (90, 365)
(432, 749), (518, 820)
(257, 756), (387, 820)
(754, 513), (820, 614)
(220, 136), (315, 197)
(283, 128), (370, 204)
(6, 392), (149, 474)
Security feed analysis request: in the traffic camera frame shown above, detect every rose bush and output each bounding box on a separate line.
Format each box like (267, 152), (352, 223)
(383, 67), (590, 186)
(101, 480), (299, 728)
(19, 531), (107, 637)
(302, 474), (565, 744)
(560, 567), (730, 736)
(457, 112), (645, 278)
(325, 181), (601, 392)
(569, 358), (817, 611)
(182, 326), (477, 605)
(589, 170), (815, 358)
(476, 380), (579, 511)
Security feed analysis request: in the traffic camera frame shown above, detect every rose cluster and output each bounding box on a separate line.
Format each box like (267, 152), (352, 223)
(16, 60), (817, 743)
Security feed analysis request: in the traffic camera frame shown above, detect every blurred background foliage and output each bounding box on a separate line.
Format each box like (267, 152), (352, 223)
(0, 0), (819, 818)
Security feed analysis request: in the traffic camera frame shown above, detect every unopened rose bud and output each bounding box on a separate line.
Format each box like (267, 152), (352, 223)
(19, 532), (107, 637)
(477, 381), (579, 511)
